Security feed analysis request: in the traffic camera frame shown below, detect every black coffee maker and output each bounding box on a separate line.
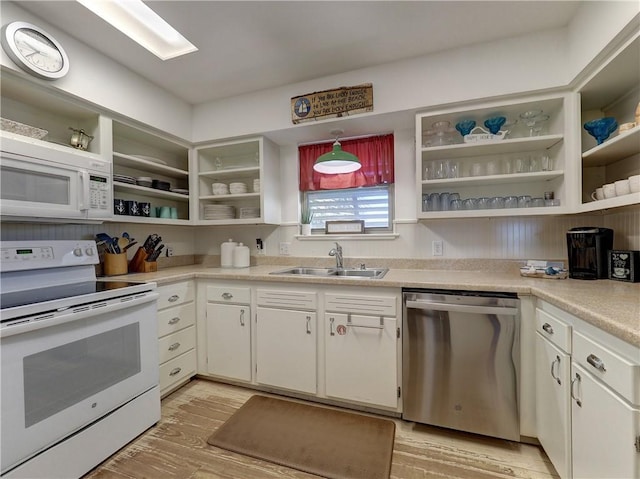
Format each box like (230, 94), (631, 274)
(566, 227), (614, 279)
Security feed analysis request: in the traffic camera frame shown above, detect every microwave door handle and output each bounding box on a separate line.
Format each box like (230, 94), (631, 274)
(78, 171), (90, 211)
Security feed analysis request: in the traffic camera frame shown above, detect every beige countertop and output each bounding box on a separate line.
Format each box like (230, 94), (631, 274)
(112, 264), (640, 347)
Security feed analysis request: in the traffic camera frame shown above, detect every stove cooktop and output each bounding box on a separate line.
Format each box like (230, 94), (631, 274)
(1, 281), (144, 311)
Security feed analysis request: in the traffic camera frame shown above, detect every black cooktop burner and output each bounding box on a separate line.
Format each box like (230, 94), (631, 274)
(1, 281), (144, 311)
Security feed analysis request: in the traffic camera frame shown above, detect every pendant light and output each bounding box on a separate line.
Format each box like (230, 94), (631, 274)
(313, 129), (361, 174)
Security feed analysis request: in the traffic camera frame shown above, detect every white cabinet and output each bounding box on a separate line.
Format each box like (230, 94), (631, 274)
(195, 136), (281, 224)
(535, 308), (572, 479)
(156, 280), (196, 397)
(416, 93), (572, 218)
(255, 289), (317, 394)
(570, 330), (640, 479)
(324, 292), (399, 409)
(577, 32), (640, 213)
(111, 120), (191, 224)
(204, 284), (252, 382)
(535, 300), (640, 479)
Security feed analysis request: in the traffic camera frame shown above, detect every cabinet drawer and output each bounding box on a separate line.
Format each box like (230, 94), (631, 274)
(257, 289), (317, 309)
(207, 285), (250, 304)
(158, 326), (196, 364)
(159, 349), (196, 392)
(325, 292), (397, 316)
(157, 302), (195, 338)
(573, 330), (640, 405)
(157, 281), (195, 309)
(536, 308), (572, 353)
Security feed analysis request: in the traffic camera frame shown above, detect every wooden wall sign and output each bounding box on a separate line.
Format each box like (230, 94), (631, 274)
(291, 83), (373, 124)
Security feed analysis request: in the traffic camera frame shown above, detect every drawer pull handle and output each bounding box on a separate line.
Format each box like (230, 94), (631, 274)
(542, 323), (554, 335)
(222, 292), (233, 300)
(550, 355), (561, 385)
(168, 295), (180, 303)
(168, 317), (181, 325)
(587, 354), (606, 372)
(571, 372), (582, 407)
(306, 315), (311, 334)
(329, 317), (335, 336)
(169, 367), (182, 376)
(168, 342), (181, 351)
(239, 308), (245, 326)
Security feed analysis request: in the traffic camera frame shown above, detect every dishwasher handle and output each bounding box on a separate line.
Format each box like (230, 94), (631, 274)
(405, 299), (518, 316)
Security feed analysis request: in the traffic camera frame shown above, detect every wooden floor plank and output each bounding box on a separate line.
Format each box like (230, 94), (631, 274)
(84, 379), (559, 479)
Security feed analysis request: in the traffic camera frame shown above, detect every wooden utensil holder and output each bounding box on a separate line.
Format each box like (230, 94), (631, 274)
(103, 253), (128, 276)
(128, 247), (158, 273)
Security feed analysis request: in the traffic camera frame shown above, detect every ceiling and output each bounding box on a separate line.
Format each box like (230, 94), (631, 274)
(15, 1), (582, 106)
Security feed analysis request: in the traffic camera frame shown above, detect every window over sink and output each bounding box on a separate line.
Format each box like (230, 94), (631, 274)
(299, 134), (394, 233)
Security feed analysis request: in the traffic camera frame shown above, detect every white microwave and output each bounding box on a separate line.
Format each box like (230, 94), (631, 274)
(0, 135), (111, 221)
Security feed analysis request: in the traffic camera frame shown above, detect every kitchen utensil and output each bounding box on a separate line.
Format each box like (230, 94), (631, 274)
(69, 127), (94, 150)
(591, 187), (604, 201)
(117, 237), (128, 251)
(147, 244), (164, 261)
(123, 241), (138, 252)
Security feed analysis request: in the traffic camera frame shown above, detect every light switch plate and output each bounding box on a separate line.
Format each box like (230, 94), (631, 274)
(432, 240), (443, 256)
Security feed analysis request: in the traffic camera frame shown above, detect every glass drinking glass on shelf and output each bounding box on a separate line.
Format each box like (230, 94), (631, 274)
(502, 157), (514, 175)
(424, 161), (434, 180)
(440, 192), (451, 211)
(490, 197), (505, 209)
(518, 195), (532, 208)
(214, 157), (222, 170)
(450, 199), (463, 210)
(448, 161), (460, 178)
(540, 153), (553, 171)
(434, 160), (447, 179)
(514, 156), (530, 174)
(462, 198), (477, 210)
(504, 196), (519, 208)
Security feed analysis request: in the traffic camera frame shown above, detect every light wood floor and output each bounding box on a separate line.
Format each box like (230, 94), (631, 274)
(84, 379), (560, 479)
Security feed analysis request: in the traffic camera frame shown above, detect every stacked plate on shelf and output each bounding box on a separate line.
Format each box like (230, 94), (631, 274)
(229, 182), (247, 194)
(212, 183), (228, 195)
(239, 207), (260, 219)
(136, 176), (152, 187)
(113, 174), (136, 184)
(170, 188), (189, 195)
(203, 204), (235, 220)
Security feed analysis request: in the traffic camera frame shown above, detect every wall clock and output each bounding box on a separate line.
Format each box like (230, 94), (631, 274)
(1, 21), (69, 80)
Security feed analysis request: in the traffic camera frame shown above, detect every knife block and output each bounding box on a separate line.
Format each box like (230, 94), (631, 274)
(128, 247), (157, 273)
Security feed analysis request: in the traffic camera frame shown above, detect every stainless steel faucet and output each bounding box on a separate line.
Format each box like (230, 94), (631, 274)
(328, 242), (344, 269)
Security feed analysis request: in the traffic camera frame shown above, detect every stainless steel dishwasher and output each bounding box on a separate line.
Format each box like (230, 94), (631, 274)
(402, 289), (520, 441)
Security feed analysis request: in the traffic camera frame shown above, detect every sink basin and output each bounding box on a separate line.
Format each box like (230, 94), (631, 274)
(270, 266), (388, 279)
(334, 268), (388, 278)
(270, 267), (337, 276)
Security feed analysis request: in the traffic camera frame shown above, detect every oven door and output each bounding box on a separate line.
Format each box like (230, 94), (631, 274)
(0, 292), (159, 474)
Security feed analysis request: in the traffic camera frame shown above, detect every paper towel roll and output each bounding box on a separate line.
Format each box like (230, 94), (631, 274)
(233, 243), (250, 268)
(221, 239), (237, 268)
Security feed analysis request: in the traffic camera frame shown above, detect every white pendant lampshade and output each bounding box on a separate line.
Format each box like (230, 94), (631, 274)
(313, 130), (361, 174)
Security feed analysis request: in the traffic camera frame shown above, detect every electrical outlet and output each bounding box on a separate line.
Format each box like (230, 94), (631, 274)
(432, 240), (443, 256)
(165, 246), (174, 257)
(279, 242), (291, 255)
(256, 238), (266, 255)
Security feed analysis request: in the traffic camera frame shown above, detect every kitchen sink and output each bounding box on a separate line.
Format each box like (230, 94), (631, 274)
(270, 266), (388, 279)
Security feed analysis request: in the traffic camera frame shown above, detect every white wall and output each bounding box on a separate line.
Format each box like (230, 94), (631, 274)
(0, 2), (193, 141)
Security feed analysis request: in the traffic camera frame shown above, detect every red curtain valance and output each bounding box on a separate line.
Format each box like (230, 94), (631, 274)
(299, 134), (394, 191)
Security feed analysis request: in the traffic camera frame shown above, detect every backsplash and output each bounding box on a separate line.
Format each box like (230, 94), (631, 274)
(2, 207), (638, 262)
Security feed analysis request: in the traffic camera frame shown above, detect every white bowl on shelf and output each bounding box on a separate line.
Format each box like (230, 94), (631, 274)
(211, 183), (228, 195)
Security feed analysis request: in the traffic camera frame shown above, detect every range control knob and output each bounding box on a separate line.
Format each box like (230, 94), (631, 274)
(85, 247), (95, 256)
(73, 247), (83, 257)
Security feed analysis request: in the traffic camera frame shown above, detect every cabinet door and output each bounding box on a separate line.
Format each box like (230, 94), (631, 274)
(206, 303), (251, 382)
(255, 307), (316, 394)
(535, 333), (571, 479)
(571, 361), (640, 479)
(325, 313), (398, 408)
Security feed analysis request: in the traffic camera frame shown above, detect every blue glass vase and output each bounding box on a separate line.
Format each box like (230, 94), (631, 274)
(584, 117), (618, 145)
(484, 116), (506, 135)
(455, 120), (476, 137)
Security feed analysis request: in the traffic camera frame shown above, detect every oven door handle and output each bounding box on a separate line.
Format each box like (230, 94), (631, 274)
(0, 292), (159, 338)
